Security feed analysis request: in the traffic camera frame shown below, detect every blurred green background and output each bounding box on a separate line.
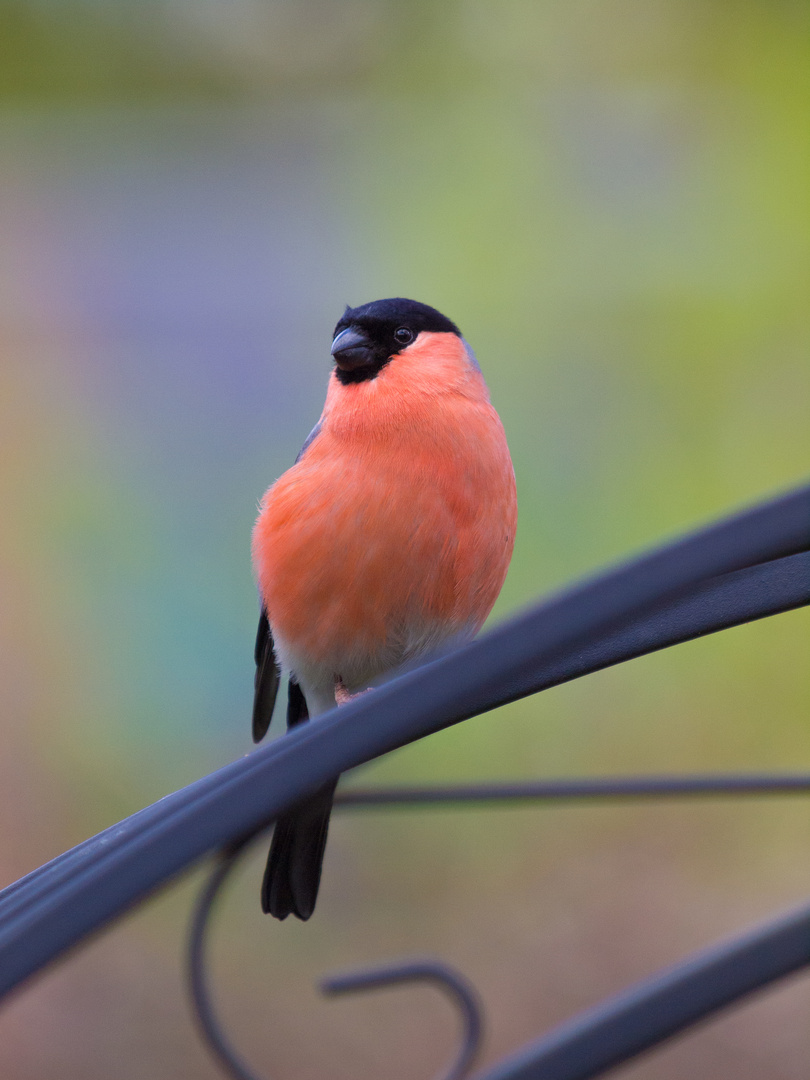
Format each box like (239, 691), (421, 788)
(0, 1), (808, 1077)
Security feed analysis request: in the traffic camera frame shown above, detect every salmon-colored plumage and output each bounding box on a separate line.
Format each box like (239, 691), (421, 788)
(252, 331), (516, 706)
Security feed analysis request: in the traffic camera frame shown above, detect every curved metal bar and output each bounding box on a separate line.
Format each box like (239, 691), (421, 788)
(478, 899), (810, 1080)
(334, 772), (810, 807)
(187, 768), (810, 1080)
(7, 548), (805, 919)
(0, 483), (806, 1000)
(497, 549), (810, 701)
(1, 543), (806, 938)
(187, 841), (266, 1080)
(188, 841), (483, 1080)
(321, 959), (483, 1080)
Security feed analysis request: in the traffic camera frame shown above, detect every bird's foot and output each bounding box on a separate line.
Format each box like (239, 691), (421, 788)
(334, 677), (372, 706)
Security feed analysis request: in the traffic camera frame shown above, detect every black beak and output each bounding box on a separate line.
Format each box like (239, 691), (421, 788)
(331, 326), (376, 371)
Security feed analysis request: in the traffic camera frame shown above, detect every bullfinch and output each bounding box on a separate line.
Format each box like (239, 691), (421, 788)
(251, 297), (517, 919)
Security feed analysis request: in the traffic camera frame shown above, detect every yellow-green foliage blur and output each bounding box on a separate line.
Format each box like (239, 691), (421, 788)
(0, 2), (808, 1077)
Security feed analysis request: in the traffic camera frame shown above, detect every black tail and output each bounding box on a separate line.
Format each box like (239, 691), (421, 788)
(261, 779), (338, 920)
(261, 678), (337, 920)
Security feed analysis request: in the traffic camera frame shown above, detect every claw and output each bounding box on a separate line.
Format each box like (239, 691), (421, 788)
(334, 677), (372, 706)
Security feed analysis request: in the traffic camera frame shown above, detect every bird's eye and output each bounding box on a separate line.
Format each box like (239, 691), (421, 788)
(394, 327), (414, 345)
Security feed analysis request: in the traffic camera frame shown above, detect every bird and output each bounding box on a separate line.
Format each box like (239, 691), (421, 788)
(251, 297), (517, 920)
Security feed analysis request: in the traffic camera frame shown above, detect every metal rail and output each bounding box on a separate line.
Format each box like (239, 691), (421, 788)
(334, 772), (810, 807)
(187, 769), (810, 1080)
(4, 549), (807, 922)
(478, 900), (810, 1080)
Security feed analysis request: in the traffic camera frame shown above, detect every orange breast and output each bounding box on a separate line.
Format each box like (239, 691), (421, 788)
(252, 333), (516, 682)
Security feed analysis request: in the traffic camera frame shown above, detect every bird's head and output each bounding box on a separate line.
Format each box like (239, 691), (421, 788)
(330, 298), (463, 385)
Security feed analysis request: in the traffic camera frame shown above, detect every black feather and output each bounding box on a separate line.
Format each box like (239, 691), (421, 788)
(261, 679), (336, 920)
(252, 609), (280, 743)
(286, 677), (309, 727)
(333, 297), (460, 339)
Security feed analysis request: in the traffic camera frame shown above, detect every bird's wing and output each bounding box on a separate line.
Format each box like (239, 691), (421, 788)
(252, 421), (323, 743)
(252, 608), (280, 743)
(294, 419), (322, 463)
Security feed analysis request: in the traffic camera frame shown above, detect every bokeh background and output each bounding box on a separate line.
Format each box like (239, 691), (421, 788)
(0, 1), (809, 1077)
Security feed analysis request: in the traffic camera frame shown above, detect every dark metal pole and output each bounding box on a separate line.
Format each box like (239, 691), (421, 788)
(479, 901), (810, 1080)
